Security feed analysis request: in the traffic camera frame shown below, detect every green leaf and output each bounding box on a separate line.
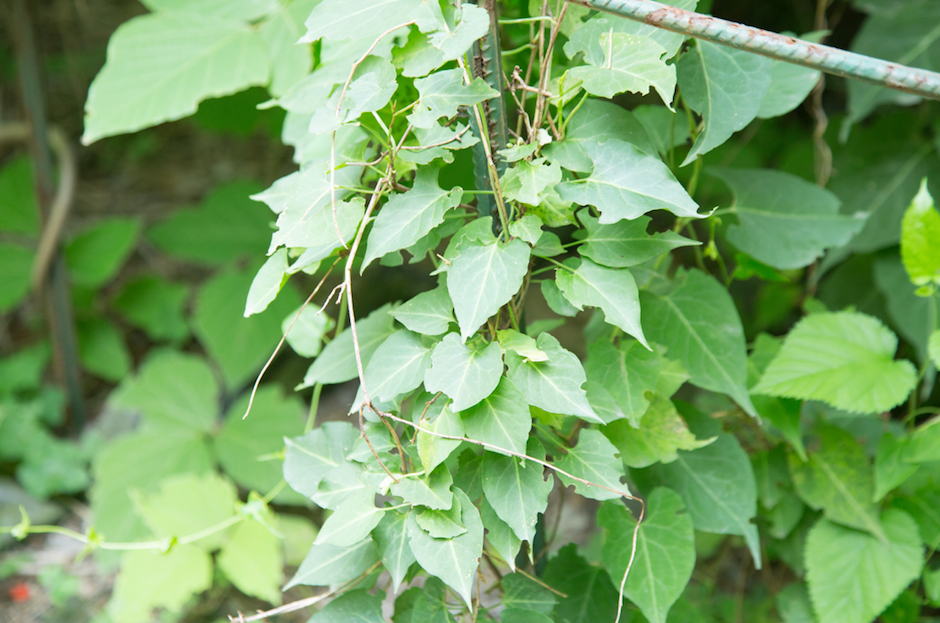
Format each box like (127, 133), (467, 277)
(748, 334), (807, 460)
(315, 496), (385, 547)
(65, 218), (140, 286)
(603, 394), (714, 468)
(283, 422), (358, 498)
(301, 304), (396, 386)
(556, 139), (699, 222)
(676, 41), (772, 165)
(300, 0), (420, 42)
(140, 0), (278, 20)
(110, 545), (212, 622)
(496, 329), (549, 363)
(193, 266), (301, 389)
(480, 497), (522, 570)
(408, 68), (499, 129)
(407, 488), (483, 608)
(789, 424), (885, 540)
(753, 311), (917, 414)
(757, 49), (821, 119)
(501, 159), (562, 206)
(398, 122), (480, 165)
(283, 304), (334, 358)
(309, 589), (386, 623)
(113, 351), (218, 433)
(258, 0), (318, 97)
(901, 178), (940, 287)
(776, 583), (817, 623)
(76, 318), (131, 382)
(806, 510), (924, 623)
(906, 417), (940, 463)
(874, 432), (918, 502)
(846, 4), (940, 129)
(422, 4), (490, 61)
(390, 286), (455, 336)
(633, 405), (761, 567)
(133, 472), (237, 551)
(892, 489), (940, 550)
(393, 28), (447, 79)
(556, 258), (648, 347)
(213, 386), (305, 504)
(541, 280), (579, 317)
(364, 168), (462, 269)
(598, 488), (695, 623)
(460, 377), (532, 457)
(501, 609), (554, 623)
(285, 538), (380, 589)
(567, 32), (676, 106)
(0, 244), (33, 313)
(17, 436), (89, 500)
(930, 330), (940, 368)
(0, 156), (39, 235)
(417, 406), (464, 473)
(505, 332), (600, 423)
(415, 498), (466, 538)
(584, 339), (661, 426)
(543, 544), (620, 623)
(113, 277), (189, 343)
(425, 333), (503, 411)
(543, 99), (656, 171)
(149, 181), (271, 265)
(83, 13), (269, 143)
(359, 330), (435, 404)
(554, 429), (628, 501)
(391, 464), (454, 510)
(310, 56), (397, 135)
(873, 256), (936, 365)
(713, 168), (866, 270)
(641, 269), (757, 417)
(373, 510), (416, 591)
(565, 6), (696, 61)
(576, 211), (699, 268)
(0, 342), (48, 396)
(482, 439), (552, 543)
(217, 518), (283, 604)
(508, 214), (543, 245)
(502, 573), (557, 616)
(245, 248), (289, 316)
(447, 235), (530, 341)
(633, 105), (691, 159)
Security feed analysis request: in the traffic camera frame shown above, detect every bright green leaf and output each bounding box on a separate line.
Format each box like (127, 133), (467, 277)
(358, 330), (435, 404)
(113, 277), (189, 343)
(757, 50), (821, 119)
(244, 248), (289, 316)
(906, 417), (940, 463)
(408, 68), (499, 129)
(83, 13), (269, 143)
(283, 304), (334, 358)
(577, 211), (699, 268)
(217, 518), (283, 604)
(753, 311), (917, 414)
(501, 159), (561, 206)
(417, 407), (464, 474)
(584, 339), (661, 426)
(301, 304), (396, 387)
(259, 0), (318, 97)
(283, 422), (359, 498)
(545, 99), (656, 171)
(806, 510), (924, 623)
(565, 6), (695, 61)
(509, 214), (543, 245)
(481, 496), (522, 570)
(482, 439), (552, 543)
(373, 510), (416, 592)
(391, 286), (455, 336)
(76, 318), (131, 382)
(309, 589), (386, 623)
(65, 218), (140, 287)
(109, 545), (212, 622)
(423, 4), (489, 61)
(300, 0), (420, 43)
(568, 33), (676, 106)
(676, 41), (772, 165)
(874, 432), (918, 501)
(415, 497), (466, 539)
(0, 244), (33, 313)
(391, 464), (454, 510)
(460, 377), (532, 457)
(900, 178), (940, 287)
(315, 496), (385, 547)
(554, 429), (628, 501)
(598, 488), (695, 623)
(425, 333), (503, 411)
(285, 538), (379, 589)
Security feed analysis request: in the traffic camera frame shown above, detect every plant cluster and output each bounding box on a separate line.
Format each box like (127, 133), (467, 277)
(2, 0), (940, 622)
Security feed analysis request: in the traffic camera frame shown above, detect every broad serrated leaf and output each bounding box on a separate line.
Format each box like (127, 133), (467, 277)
(874, 432), (918, 502)
(373, 510), (416, 592)
(906, 416), (940, 463)
(501, 159), (562, 206)
(482, 439), (552, 543)
(676, 41), (772, 165)
(407, 488), (483, 608)
(424, 333), (503, 411)
(447, 236), (530, 341)
(556, 139), (700, 222)
(364, 168), (462, 269)
(301, 304), (396, 387)
(244, 248), (288, 316)
(641, 269), (757, 416)
(214, 387), (306, 505)
(753, 311), (917, 414)
(217, 518), (283, 604)
(584, 339), (661, 426)
(83, 13), (269, 143)
(408, 68), (499, 129)
(556, 258), (648, 347)
(315, 495), (385, 547)
(901, 178), (940, 287)
(505, 332), (600, 423)
(806, 510), (924, 623)
(283, 422), (358, 498)
(134, 473), (237, 551)
(285, 538), (379, 589)
(300, 0), (421, 42)
(576, 211), (699, 268)
(633, 405), (761, 567)
(543, 544), (620, 623)
(789, 424), (885, 540)
(110, 545), (212, 622)
(460, 377), (532, 457)
(714, 168), (866, 270)
(390, 464), (454, 510)
(554, 429), (628, 501)
(568, 33), (676, 106)
(390, 286), (455, 336)
(598, 488), (695, 623)
(603, 394), (714, 468)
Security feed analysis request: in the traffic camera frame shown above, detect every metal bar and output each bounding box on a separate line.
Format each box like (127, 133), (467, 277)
(574, 0), (940, 101)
